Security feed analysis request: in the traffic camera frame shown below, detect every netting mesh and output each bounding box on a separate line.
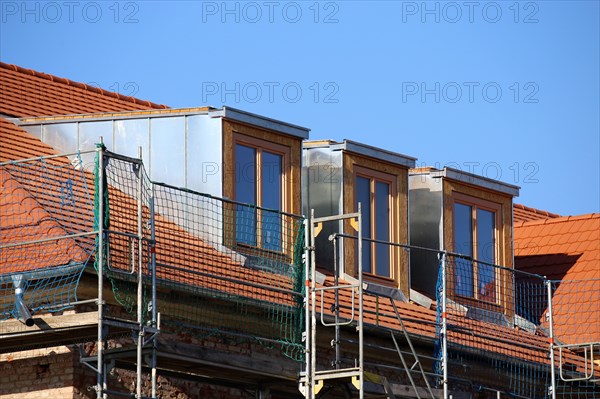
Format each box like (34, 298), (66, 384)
(551, 279), (600, 398)
(442, 255), (551, 397)
(98, 152), (306, 361)
(0, 154), (95, 322)
(439, 256), (600, 398)
(3, 147), (597, 392)
(96, 150), (153, 323)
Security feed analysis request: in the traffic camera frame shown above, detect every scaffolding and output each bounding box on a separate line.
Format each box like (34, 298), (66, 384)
(1, 150), (96, 332)
(1, 146), (306, 398)
(549, 278), (600, 398)
(300, 212), (600, 398)
(1, 146), (599, 398)
(302, 211), (437, 399)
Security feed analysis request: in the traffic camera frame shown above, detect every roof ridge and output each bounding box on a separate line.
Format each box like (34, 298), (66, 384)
(514, 203), (561, 218)
(0, 62), (169, 110)
(515, 212), (600, 228)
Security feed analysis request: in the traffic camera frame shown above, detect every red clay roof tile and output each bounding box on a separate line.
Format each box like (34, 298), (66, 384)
(2, 63), (596, 377)
(513, 203), (560, 223)
(317, 273), (595, 374)
(515, 214), (600, 345)
(0, 169), (89, 273)
(0, 62), (168, 118)
(0, 117), (63, 162)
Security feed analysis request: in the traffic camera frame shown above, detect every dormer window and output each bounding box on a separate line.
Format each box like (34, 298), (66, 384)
(452, 194), (501, 303)
(355, 167), (397, 279)
(303, 139), (414, 294)
(233, 134), (289, 252)
(409, 167), (518, 311)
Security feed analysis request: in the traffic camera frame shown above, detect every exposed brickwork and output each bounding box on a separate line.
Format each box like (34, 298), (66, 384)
(0, 346), (75, 398)
(0, 340), (265, 399)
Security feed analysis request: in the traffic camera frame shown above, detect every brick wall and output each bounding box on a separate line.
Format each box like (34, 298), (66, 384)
(0, 340), (268, 399)
(0, 346), (75, 398)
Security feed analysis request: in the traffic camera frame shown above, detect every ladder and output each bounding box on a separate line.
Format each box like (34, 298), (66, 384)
(300, 207), (437, 399)
(300, 209), (364, 399)
(383, 292), (436, 398)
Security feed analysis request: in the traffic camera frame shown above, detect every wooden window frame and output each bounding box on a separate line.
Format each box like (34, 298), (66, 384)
(232, 133), (291, 253)
(353, 165), (398, 282)
(451, 192), (502, 306)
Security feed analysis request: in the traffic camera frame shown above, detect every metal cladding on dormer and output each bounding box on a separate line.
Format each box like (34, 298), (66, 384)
(302, 139), (416, 281)
(211, 107), (310, 139)
(16, 106), (310, 199)
(410, 167), (520, 197)
(304, 139), (416, 168)
(408, 166), (519, 299)
(431, 167), (520, 197)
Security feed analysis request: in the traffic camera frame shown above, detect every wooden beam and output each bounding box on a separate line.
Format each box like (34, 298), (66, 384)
(0, 311), (100, 353)
(388, 383), (470, 399)
(157, 339), (299, 381)
(0, 311), (98, 335)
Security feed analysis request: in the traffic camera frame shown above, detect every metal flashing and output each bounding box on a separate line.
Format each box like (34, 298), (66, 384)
(303, 139), (416, 168)
(18, 107), (213, 124)
(424, 167), (520, 197)
(17, 107), (311, 141)
(214, 106), (310, 139)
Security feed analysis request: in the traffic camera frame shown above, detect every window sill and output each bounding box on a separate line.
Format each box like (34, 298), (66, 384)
(363, 273), (396, 287)
(453, 294), (502, 311)
(234, 243), (294, 276)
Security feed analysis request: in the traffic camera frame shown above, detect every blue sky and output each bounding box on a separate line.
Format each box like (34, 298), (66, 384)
(1, 0), (599, 215)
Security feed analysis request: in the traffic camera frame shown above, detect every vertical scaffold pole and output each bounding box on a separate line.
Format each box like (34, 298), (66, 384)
(136, 147), (144, 399)
(310, 209), (317, 399)
(547, 279), (557, 399)
(150, 182), (158, 398)
(332, 234), (340, 370)
(441, 253), (448, 399)
(357, 204), (364, 399)
(96, 143), (105, 399)
(303, 217), (311, 399)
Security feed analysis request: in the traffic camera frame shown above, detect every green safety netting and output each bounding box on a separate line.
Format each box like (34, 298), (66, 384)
(95, 150), (306, 361)
(438, 255), (600, 398)
(1, 153), (95, 323)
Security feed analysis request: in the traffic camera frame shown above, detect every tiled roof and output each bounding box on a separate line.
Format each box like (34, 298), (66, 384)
(2, 116), (292, 308)
(2, 63), (595, 381)
(513, 203), (561, 223)
(0, 62), (168, 117)
(0, 117), (60, 161)
(107, 189), (297, 307)
(2, 118), (569, 375)
(317, 274), (593, 375)
(1, 118), (94, 275)
(0, 170), (89, 273)
(515, 214), (600, 345)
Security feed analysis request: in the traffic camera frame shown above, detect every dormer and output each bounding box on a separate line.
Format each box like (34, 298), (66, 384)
(303, 140), (416, 295)
(17, 107), (309, 262)
(409, 167), (519, 317)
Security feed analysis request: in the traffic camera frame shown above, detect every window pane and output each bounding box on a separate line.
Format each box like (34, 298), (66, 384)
(454, 203), (473, 297)
(477, 209), (496, 301)
(261, 152), (282, 211)
(235, 144), (256, 245)
(375, 181), (390, 277)
(477, 209), (495, 263)
(261, 152), (282, 251)
(356, 176), (371, 274)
